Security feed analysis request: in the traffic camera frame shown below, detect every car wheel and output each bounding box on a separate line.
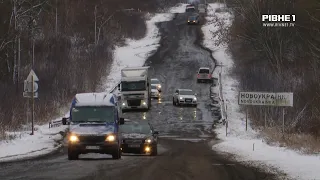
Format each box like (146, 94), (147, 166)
(68, 150), (79, 160)
(112, 148), (121, 159)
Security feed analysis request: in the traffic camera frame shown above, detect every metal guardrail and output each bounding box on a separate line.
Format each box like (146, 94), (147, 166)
(48, 82), (121, 128)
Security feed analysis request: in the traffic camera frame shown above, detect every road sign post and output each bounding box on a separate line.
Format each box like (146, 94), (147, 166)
(23, 69), (39, 135)
(238, 91), (293, 137)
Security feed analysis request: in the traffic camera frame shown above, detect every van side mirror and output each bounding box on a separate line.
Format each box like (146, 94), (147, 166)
(62, 117), (68, 125)
(118, 84), (120, 88)
(147, 82), (149, 86)
(153, 131), (159, 135)
(119, 118), (124, 125)
(194, 93), (197, 96)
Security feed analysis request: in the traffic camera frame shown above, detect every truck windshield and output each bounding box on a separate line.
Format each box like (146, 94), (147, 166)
(121, 81), (146, 91)
(120, 124), (151, 134)
(71, 106), (114, 123)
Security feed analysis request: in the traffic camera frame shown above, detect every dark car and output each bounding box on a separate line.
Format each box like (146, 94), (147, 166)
(187, 15), (200, 24)
(120, 121), (158, 156)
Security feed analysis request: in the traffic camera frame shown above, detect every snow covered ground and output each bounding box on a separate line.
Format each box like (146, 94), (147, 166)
(0, 117), (66, 162)
(0, 3), (187, 162)
(101, 4), (187, 92)
(202, 3), (320, 180)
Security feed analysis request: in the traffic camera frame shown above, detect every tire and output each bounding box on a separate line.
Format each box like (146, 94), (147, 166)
(150, 146), (158, 156)
(68, 150), (79, 160)
(112, 148), (121, 159)
(173, 98), (176, 106)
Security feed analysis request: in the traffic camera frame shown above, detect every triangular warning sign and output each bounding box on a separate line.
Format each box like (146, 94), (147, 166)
(26, 69), (39, 81)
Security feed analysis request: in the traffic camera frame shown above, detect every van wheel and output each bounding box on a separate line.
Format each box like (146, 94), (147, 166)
(68, 151), (79, 160)
(173, 98), (176, 106)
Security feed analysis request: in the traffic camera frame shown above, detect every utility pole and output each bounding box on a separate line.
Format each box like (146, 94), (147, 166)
(55, 0), (58, 35)
(94, 5), (97, 45)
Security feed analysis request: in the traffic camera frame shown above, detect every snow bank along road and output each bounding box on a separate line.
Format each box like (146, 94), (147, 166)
(0, 4), (279, 180)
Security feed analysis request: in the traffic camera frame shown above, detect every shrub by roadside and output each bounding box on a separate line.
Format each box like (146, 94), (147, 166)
(216, 0), (320, 152)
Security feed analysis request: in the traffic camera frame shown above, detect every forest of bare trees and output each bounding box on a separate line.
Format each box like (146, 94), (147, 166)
(0, 0), (180, 139)
(224, 0), (320, 150)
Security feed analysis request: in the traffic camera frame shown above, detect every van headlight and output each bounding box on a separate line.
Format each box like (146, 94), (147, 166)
(142, 101), (147, 105)
(145, 139), (152, 143)
(179, 97), (183, 100)
(157, 85), (161, 88)
(122, 102), (125, 106)
(106, 135), (116, 141)
(69, 135), (79, 142)
(193, 97), (197, 101)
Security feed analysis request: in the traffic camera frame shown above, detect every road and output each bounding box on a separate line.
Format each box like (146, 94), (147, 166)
(0, 7), (279, 180)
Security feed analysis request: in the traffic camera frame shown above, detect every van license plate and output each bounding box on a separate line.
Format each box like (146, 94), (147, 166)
(128, 144), (140, 148)
(86, 146), (100, 150)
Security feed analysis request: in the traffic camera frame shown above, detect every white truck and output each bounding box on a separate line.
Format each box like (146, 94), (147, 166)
(118, 66), (151, 112)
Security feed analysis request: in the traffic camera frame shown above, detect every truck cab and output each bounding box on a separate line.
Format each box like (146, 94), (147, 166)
(118, 66), (151, 112)
(67, 92), (124, 160)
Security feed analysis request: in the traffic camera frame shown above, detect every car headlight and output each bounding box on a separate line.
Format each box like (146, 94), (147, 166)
(145, 139), (152, 143)
(157, 85), (161, 88)
(179, 97), (183, 100)
(106, 135), (115, 141)
(193, 97), (197, 101)
(122, 102), (125, 106)
(69, 135), (79, 142)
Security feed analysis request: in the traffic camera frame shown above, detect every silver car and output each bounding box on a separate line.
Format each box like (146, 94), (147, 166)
(150, 85), (160, 99)
(172, 89), (197, 107)
(151, 78), (162, 92)
(196, 67), (212, 83)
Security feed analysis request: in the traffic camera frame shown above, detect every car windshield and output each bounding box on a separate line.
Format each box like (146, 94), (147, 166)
(71, 106), (114, 123)
(179, 90), (194, 95)
(151, 79), (160, 84)
(189, 16), (197, 20)
(151, 85), (157, 89)
(199, 69), (209, 73)
(120, 124), (151, 134)
(121, 81), (146, 91)
(186, 8), (195, 12)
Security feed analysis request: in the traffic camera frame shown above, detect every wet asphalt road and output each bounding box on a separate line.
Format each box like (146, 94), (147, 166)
(0, 7), (280, 180)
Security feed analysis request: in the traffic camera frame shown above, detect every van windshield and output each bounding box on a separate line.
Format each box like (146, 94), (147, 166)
(71, 106), (114, 123)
